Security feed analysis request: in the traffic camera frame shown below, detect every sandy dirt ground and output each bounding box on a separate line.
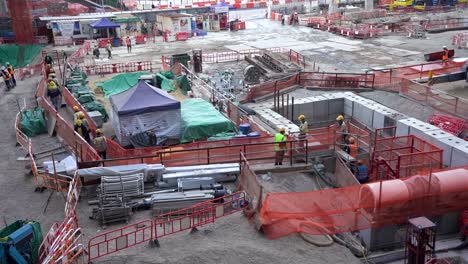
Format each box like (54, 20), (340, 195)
(2, 7), (468, 264)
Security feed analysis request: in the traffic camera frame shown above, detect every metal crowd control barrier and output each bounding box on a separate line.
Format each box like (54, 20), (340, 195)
(87, 219), (154, 262)
(80, 61), (157, 76)
(154, 192), (246, 240)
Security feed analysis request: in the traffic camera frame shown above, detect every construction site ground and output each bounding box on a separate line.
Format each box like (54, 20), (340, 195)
(2, 8), (468, 264)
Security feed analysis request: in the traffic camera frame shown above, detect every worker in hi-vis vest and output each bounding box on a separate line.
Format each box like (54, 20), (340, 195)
(274, 127), (287, 166)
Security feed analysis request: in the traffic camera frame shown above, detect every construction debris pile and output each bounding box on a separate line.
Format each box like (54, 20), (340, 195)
(245, 52), (302, 83)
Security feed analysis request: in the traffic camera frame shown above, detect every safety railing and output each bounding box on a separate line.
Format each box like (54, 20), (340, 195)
(65, 172), (82, 216)
(288, 49), (306, 68)
(239, 152), (264, 214)
(154, 191), (246, 240)
(38, 211), (83, 264)
(87, 219), (154, 262)
(79, 61), (158, 76)
(298, 72), (375, 89)
(243, 74), (299, 102)
(80, 139), (308, 168)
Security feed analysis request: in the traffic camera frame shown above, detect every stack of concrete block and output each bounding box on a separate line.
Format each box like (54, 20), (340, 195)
(423, 130), (457, 167)
(437, 137), (468, 167)
(396, 118), (440, 140)
(372, 105), (407, 129)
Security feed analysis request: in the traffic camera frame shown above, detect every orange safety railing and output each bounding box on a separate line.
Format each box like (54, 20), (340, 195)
(65, 172), (82, 216)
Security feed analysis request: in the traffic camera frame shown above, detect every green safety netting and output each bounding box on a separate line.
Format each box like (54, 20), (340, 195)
(180, 98), (237, 143)
(83, 101), (109, 122)
(19, 107), (47, 137)
(95, 71), (149, 98)
(0, 220), (43, 264)
(0, 45), (43, 68)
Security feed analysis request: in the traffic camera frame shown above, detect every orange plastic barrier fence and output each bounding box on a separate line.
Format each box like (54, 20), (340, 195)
(65, 172), (82, 216)
(260, 167), (468, 239)
(238, 153), (263, 213)
(299, 72), (375, 89)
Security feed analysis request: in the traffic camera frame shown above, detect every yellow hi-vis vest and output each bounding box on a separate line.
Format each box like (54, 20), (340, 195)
(274, 133), (286, 151)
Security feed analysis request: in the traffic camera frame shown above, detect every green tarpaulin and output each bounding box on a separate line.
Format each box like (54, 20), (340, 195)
(95, 71), (149, 98)
(176, 75), (191, 95)
(19, 107), (47, 137)
(156, 72), (175, 92)
(0, 45), (43, 68)
(83, 101), (109, 122)
(180, 98), (237, 143)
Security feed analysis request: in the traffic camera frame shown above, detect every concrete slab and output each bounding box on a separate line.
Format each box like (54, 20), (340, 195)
(317, 41), (363, 52)
(386, 47), (421, 57)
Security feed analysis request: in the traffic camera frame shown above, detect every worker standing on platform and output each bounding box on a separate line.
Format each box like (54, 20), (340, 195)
(126, 36), (132, 53)
(6, 63), (16, 88)
(298, 114), (308, 149)
(336, 114), (348, 149)
(355, 160), (369, 184)
(47, 80), (61, 111)
(106, 40), (112, 59)
(347, 136), (357, 159)
(93, 129), (107, 159)
(274, 127), (287, 166)
(442, 46), (449, 64)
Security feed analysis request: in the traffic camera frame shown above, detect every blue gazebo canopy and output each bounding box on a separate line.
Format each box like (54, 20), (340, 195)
(89, 18), (120, 29)
(209, 2), (235, 10)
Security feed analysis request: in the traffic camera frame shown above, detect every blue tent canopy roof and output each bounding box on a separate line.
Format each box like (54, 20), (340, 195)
(110, 80), (180, 116)
(209, 2), (235, 9)
(89, 18), (121, 29)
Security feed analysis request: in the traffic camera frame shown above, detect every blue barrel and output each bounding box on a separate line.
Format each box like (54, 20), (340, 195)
(239, 123), (251, 135)
(247, 132), (260, 137)
(112, 37), (121, 47)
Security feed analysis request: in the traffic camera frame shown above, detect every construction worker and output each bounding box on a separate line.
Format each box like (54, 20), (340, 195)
(93, 45), (100, 59)
(274, 127), (287, 166)
(442, 46), (449, 64)
(45, 64), (52, 79)
(126, 36), (132, 53)
(1, 66), (12, 91)
(93, 129), (107, 159)
(298, 114), (308, 150)
(78, 112), (89, 129)
(44, 53), (54, 65)
(6, 62), (16, 87)
(49, 73), (59, 87)
(105, 40), (112, 59)
(74, 119), (90, 143)
(73, 106), (82, 123)
(355, 160), (369, 184)
(47, 80), (61, 111)
(347, 136), (358, 159)
(336, 114), (348, 149)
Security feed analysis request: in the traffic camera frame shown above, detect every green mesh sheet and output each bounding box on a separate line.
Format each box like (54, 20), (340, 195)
(180, 98), (237, 143)
(95, 71), (149, 98)
(83, 101), (109, 122)
(19, 107), (47, 137)
(0, 45), (43, 68)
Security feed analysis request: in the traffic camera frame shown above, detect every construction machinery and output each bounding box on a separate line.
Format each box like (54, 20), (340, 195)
(0, 220), (43, 264)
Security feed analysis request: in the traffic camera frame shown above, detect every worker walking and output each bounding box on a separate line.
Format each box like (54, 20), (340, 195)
(442, 46), (449, 64)
(274, 127), (287, 166)
(1, 67), (12, 91)
(74, 119), (90, 143)
(126, 36), (132, 53)
(355, 160), (369, 184)
(336, 114), (348, 149)
(49, 73), (59, 87)
(105, 40), (112, 59)
(93, 129), (108, 159)
(6, 62), (16, 87)
(47, 80), (61, 111)
(78, 112), (89, 129)
(93, 45), (100, 59)
(73, 106), (82, 123)
(44, 53), (54, 65)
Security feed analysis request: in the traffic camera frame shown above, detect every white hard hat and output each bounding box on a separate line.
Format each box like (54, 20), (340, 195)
(443, 46), (447, 49)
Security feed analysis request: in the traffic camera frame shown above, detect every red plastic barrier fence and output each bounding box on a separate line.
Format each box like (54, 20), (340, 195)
(88, 219), (154, 262)
(427, 114), (467, 136)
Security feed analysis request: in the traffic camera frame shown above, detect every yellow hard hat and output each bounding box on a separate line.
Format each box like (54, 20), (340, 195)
(336, 115), (344, 121)
(75, 119), (82, 125)
(73, 106), (80, 112)
(50, 68), (55, 73)
(279, 127), (286, 133)
(78, 112), (85, 119)
(96, 129), (102, 135)
(298, 114), (305, 121)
